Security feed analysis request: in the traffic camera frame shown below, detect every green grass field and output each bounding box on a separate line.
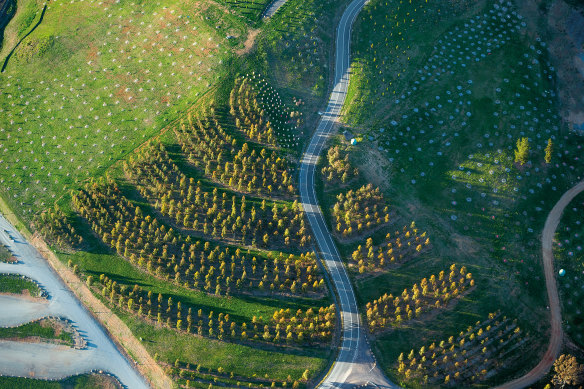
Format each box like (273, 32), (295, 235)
(0, 273), (42, 295)
(0, 0), (248, 220)
(0, 373), (120, 389)
(0, 318), (74, 346)
(326, 0), (584, 385)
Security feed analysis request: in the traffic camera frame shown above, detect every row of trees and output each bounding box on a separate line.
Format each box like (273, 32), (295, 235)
(169, 360), (306, 389)
(175, 108), (295, 197)
(321, 146), (359, 186)
(33, 206), (84, 249)
(396, 311), (527, 386)
(332, 183), (391, 238)
(73, 180), (325, 297)
(350, 223), (430, 273)
(125, 143), (312, 249)
(94, 273), (333, 345)
(366, 264), (474, 332)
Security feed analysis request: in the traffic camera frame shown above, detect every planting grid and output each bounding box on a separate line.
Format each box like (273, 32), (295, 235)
(355, 0), (584, 302)
(0, 0), (246, 218)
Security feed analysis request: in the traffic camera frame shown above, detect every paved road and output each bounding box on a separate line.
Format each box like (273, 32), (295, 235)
(298, 0), (397, 387)
(0, 215), (149, 388)
(496, 181), (584, 389)
(0, 294), (53, 327)
(0, 340), (100, 380)
(262, 0), (287, 19)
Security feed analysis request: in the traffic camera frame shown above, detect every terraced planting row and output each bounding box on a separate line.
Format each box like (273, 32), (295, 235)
(55, 74), (334, 386)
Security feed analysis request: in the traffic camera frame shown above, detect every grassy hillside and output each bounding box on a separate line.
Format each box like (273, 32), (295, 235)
(0, 0), (339, 387)
(554, 191), (584, 348)
(321, 0), (584, 386)
(0, 273), (42, 295)
(0, 0), (247, 221)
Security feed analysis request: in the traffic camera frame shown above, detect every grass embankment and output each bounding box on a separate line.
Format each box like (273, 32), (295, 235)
(0, 273), (41, 296)
(0, 373), (121, 389)
(0, 318), (74, 346)
(0, 0), (41, 58)
(245, 0), (352, 143)
(0, 244), (13, 262)
(319, 0), (584, 386)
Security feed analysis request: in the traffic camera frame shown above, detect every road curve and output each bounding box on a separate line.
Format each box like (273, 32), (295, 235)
(262, 0), (287, 19)
(496, 181), (584, 389)
(298, 0), (397, 387)
(0, 215), (149, 388)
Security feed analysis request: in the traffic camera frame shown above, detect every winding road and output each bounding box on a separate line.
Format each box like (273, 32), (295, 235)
(298, 0), (396, 387)
(297, 0), (583, 385)
(496, 181), (584, 389)
(0, 215), (149, 388)
(262, 0), (287, 19)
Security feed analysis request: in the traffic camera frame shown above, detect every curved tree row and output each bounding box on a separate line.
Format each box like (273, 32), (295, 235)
(321, 146), (359, 187)
(175, 108), (295, 197)
(94, 273), (333, 346)
(395, 312), (528, 386)
(124, 143), (312, 250)
(73, 180), (325, 297)
(350, 223), (430, 274)
(33, 206), (84, 249)
(332, 183), (391, 238)
(365, 264), (474, 333)
(230, 74), (302, 148)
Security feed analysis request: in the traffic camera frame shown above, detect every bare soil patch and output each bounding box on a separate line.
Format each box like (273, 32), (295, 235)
(236, 28), (259, 56)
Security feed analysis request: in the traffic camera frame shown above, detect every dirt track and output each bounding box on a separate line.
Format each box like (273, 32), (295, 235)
(496, 181), (584, 389)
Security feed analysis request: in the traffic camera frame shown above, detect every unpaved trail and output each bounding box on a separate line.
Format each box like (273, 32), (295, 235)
(0, 294), (53, 327)
(0, 214), (152, 388)
(496, 181), (584, 389)
(0, 340), (99, 380)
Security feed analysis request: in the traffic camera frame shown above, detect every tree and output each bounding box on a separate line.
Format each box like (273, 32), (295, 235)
(514, 137), (529, 165)
(545, 138), (553, 164)
(552, 354), (583, 388)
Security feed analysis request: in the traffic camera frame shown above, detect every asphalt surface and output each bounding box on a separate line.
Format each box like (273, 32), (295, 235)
(0, 294), (53, 327)
(496, 181), (584, 389)
(262, 0), (287, 18)
(0, 215), (149, 388)
(298, 0), (398, 387)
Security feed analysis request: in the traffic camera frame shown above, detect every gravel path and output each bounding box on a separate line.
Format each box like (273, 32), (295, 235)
(0, 340), (100, 380)
(0, 295), (53, 328)
(0, 214), (149, 388)
(496, 181), (584, 388)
